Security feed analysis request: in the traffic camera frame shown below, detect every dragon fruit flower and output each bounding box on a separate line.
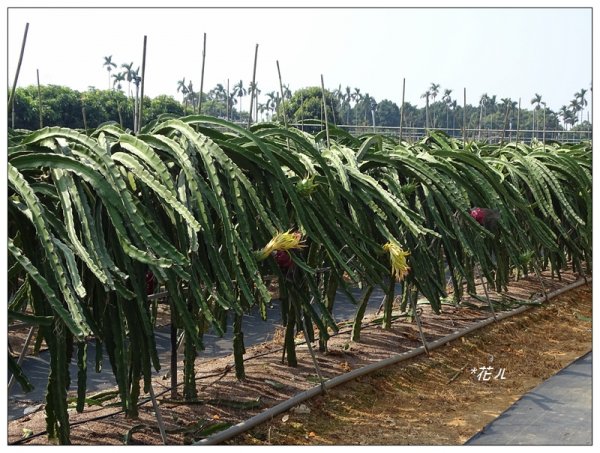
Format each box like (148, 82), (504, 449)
(256, 230), (306, 261)
(383, 242), (411, 282)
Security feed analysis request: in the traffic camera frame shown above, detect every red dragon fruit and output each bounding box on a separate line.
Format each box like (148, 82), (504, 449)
(273, 250), (294, 271)
(470, 207), (500, 232)
(470, 207), (485, 225)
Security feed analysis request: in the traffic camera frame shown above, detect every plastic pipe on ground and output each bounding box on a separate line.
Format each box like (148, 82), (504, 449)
(195, 278), (590, 445)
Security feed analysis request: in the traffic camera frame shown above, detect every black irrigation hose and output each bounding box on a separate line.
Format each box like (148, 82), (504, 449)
(195, 277), (590, 445)
(11, 277), (589, 445)
(10, 299), (418, 446)
(10, 368), (232, 445)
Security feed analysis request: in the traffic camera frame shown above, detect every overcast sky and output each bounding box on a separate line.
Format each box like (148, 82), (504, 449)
(5, 3), (594, 114)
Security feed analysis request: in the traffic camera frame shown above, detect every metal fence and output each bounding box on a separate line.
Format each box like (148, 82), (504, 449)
(222, 121), (592, 144)
(312, 125), (592, 144)
(328, 125), (592, 143)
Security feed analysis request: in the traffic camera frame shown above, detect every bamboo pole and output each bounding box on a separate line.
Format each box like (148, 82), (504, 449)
(500, 103), (510, 145)
(81, 104), (88, 134)
(300, 90), (304, 132)
(36, 69), (43, 128)
(276, 61), (291, 152)
(137, 35), (147, 134)
(226, 78), (230, 120)
(276, 61), (288, 129)
(148, 385), (168, 444)
(8, 22), (29, 116)
(516, 97), (521, 143)
(463, 88), (467, 145)
(248, 44), (258, 127)
(409, 295), (430, 355)
(170, 321), (177, 399)
(117, 101), (123, 128)
(320, 75), (330, 147)
(542, 104), (546, 148)
(399, 78), (405, 141)
(198, 33), (206, 114)
(7, 327), (36, 392)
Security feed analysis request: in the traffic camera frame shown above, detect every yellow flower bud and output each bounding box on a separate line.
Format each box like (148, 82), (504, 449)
(257, 230), (306, 261)
(383, 242), (410, 281)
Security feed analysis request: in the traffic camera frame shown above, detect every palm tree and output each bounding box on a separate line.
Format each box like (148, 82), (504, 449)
(569, 98), (582, 127)
(363, 93), (372, 125)
(121, 62), (135, 97)
(265, 91), (279, 121)
(421, 90), (431, 129)
(103, 55), (117, 90)
(257, 102), (267, 122)
(248, 81), (260, 122)
(186, 80), (196, 112)
(228, 93), (237, 121)
(500, 98), (517, 141)
(233, 80), (246, 119)
(344, 86), (352, 125)
(210, 83), (227, 116)
(352, 88), (362, 126)
(530, 93), (543, 138)
(574, 89), (588, 124)
(429, 83), (440, 126)
(442, 89), (453, 129)
(487, 95), (497, 130)
(558, 105), (570, 130)
(112, 71), (125, 91)
(450, 99), (458, 132)
(177, 78), (189, 112)
(560, 105), (577, 130)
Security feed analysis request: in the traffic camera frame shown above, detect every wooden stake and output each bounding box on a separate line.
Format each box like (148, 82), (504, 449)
(36, 69), (43, 128)
(480, 274), (497, 321)
(226, 78), (230, 120)
(170, 321), (178, 399)
(516, 97), (521, 142)
(137, 35), (147, 134)
(81, 105), (88, 134)
(276, 61), (288, 128)
(542, 105), (546, 148)
(7, 326), (36, 392)
(276, 61), (291, 152)
(463, 88), (467, 146)
(148, 384), (168, 444)
(410, 294), (430, 355)
(248, 43), (258, 127)
(399, 78), (405, 141)
(297, 303), (326, 392)
(8, 22), (29, 116)
(320, 75), (330, 147)
(198, 33), (206, 114)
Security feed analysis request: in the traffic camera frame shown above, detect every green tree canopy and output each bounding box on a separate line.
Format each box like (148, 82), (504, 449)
(375, 99), (400, 127)
(281, 86), (340, 125)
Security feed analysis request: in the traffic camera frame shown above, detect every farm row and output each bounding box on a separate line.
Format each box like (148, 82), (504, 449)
(7, 117), (592, 444)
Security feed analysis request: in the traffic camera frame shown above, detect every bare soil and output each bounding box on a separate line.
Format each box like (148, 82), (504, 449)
(7, 271), (592, 446)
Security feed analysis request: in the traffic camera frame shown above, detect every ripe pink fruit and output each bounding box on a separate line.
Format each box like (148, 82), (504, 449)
(470, 207), (485, 225)
(273, 250), (293, 270)
(470, 207), (500, 232)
